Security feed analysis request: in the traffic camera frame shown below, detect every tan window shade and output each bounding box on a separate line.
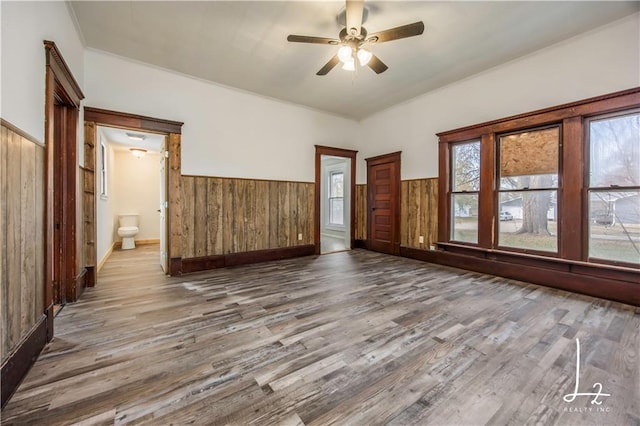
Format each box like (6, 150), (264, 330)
(500, 127), (559, 177)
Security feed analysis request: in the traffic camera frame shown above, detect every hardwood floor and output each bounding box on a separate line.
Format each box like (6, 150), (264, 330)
(2, 245), (639, 425)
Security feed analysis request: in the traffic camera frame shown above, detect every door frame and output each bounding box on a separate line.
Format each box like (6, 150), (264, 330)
(366, 151), (401, 255)
(83, 108), (183, 276)
(44, 41), (84, 339)
(314, 145), (357, 255)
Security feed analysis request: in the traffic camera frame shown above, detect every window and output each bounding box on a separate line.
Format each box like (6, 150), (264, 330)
(587, 111), (640, 265)
(450, 141), (480, 243)
(329, 171), (344, 226)
(100, 141), (108, 198)
(497, 126), (560, 253)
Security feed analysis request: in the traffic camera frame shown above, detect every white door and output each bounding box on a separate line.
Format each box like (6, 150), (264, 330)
(159, 139), (168, 273)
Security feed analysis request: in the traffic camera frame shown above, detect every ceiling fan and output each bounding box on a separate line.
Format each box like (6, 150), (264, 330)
(287, 0), (424, 76)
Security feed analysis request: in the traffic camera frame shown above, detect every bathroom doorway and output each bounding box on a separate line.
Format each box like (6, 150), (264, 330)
(94, 125), (169, 273)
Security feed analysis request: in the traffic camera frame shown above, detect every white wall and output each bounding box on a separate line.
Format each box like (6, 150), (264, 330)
(1, 1), (84, 141)
(112, 150), (162, 243)
(96, 130), (116, 265)
(83, 50), (360, 182)
(358, 13), (640, 183)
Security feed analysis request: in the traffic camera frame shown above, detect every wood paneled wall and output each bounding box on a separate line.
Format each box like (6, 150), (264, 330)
(401, 178), (438, 249)
(181, 176), (314, 258)
(1, 123), (45, 363)
(356, 179), (438, 249)
(355, 184), (367, 240)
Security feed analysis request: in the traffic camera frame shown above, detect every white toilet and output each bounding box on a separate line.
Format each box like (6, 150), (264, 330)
(117, 214), (139, 250)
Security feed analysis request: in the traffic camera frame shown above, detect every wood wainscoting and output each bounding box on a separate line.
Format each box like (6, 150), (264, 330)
(355, 178), (438, 251)
(0, 120), (47, 407)
(401, 178), (438, 250)
(176, 176), (315, 274)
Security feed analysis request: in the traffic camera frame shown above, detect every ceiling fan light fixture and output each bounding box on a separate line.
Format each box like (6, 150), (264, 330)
(341, 58), (355, 71)
(357, 48), (372, 66)
(337, 45), (353, 63)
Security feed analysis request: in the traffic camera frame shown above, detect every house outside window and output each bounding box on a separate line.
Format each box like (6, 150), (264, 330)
(450, 141), (480, 244)
(100, 140), (108, 199)
(497, 126), (560, 253)
(329, 171), (344, 226)
(587, 111), (640, 265)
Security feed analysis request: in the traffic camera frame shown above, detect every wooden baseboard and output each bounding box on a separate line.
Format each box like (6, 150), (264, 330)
(400, 246), (640, 307)
(114, 239), (160, 249)
(97, 242), (116, 273)
(176, 244), (316, 275)
(1, 316), (47, 408)
(354, 239), (368, 249)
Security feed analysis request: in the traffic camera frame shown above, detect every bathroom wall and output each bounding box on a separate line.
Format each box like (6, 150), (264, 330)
(96, 129), (117, 268)
(112, 149), (162, 243)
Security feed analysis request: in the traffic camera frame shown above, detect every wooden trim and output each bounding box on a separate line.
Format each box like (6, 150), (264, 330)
(561, 116), (583, 260)
(314, 146), (358, 255)
(170, 257), (182, 276)
(43, 41), (84, 108)
(0, 119), (43, 146)
(1, 315), (47, 408)
(478, 134), (495, 248)
(400, 246), (639, 306)
(179, 244), (316, 274)
(114, 239), (160, 249)
(97, 242), (117, 273)
(366, 151), (402, 255)
(437, 87), (640, 141)
(84, 107), (183, 134)
(437, 142), (449, 243)
(354, 239), (368, 249)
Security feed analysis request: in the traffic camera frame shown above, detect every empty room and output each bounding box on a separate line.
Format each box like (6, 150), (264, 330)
(1, 1), (639, 424)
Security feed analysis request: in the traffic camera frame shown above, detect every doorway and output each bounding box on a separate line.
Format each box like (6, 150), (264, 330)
(83, 107), (183, 277)
(95, 126), (168, 273)
(314, 146), (357, 255)
(320, 155), (350, 254)
(366, 151), (401, 255)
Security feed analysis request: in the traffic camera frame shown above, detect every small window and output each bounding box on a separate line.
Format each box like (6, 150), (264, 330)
(497, 126), (560, 253)
(587, 112), (640, 265)
(451, 141), (480, 243)
(100, 141), (108, 199)
(329, 171), (344, 226)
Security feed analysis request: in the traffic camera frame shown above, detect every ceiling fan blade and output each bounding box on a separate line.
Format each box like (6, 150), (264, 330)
(367, 21), (425, 44)
(287, 35), (339, 45)
(317, 55), (340, 76)
(345, 0), (364, 36)
(367, 54), (388, 74)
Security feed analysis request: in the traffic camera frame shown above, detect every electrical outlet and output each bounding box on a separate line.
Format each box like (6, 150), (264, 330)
(298, 233), (303, 241)
(419, 236), (424, 244)
(429, 244), (436, 251)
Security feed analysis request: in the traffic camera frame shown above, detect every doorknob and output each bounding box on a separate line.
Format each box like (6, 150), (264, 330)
(371, 207), (376, 211)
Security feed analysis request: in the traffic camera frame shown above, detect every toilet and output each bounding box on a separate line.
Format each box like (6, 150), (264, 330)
(117, 214), (139, 250)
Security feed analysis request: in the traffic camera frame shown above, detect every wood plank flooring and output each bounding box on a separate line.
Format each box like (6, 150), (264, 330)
(2, 245), (639, 425)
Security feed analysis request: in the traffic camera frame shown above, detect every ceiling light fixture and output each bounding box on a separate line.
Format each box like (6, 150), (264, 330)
(126, 132), (146, 141)
(129, 148), (147, 158)
(337, 46), (372, 71)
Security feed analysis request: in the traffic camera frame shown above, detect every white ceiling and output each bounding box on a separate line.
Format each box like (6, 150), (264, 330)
(71, 1), (639, 120)
(99, 126), (165, 152)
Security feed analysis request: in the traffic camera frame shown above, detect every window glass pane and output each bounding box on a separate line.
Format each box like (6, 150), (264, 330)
(330, 172), (344, 198)
(590, 113), (640, 187)
(330, 198), (344, 225)
(498, 191), (558, 252)
(500, 127), (559, 189)
(452, 142), (480, 192)
(451, 193), (478, 243)
(589, 190), (640, 264)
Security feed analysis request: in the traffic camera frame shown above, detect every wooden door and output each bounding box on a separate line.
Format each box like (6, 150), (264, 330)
(366, 152), (401, 255)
